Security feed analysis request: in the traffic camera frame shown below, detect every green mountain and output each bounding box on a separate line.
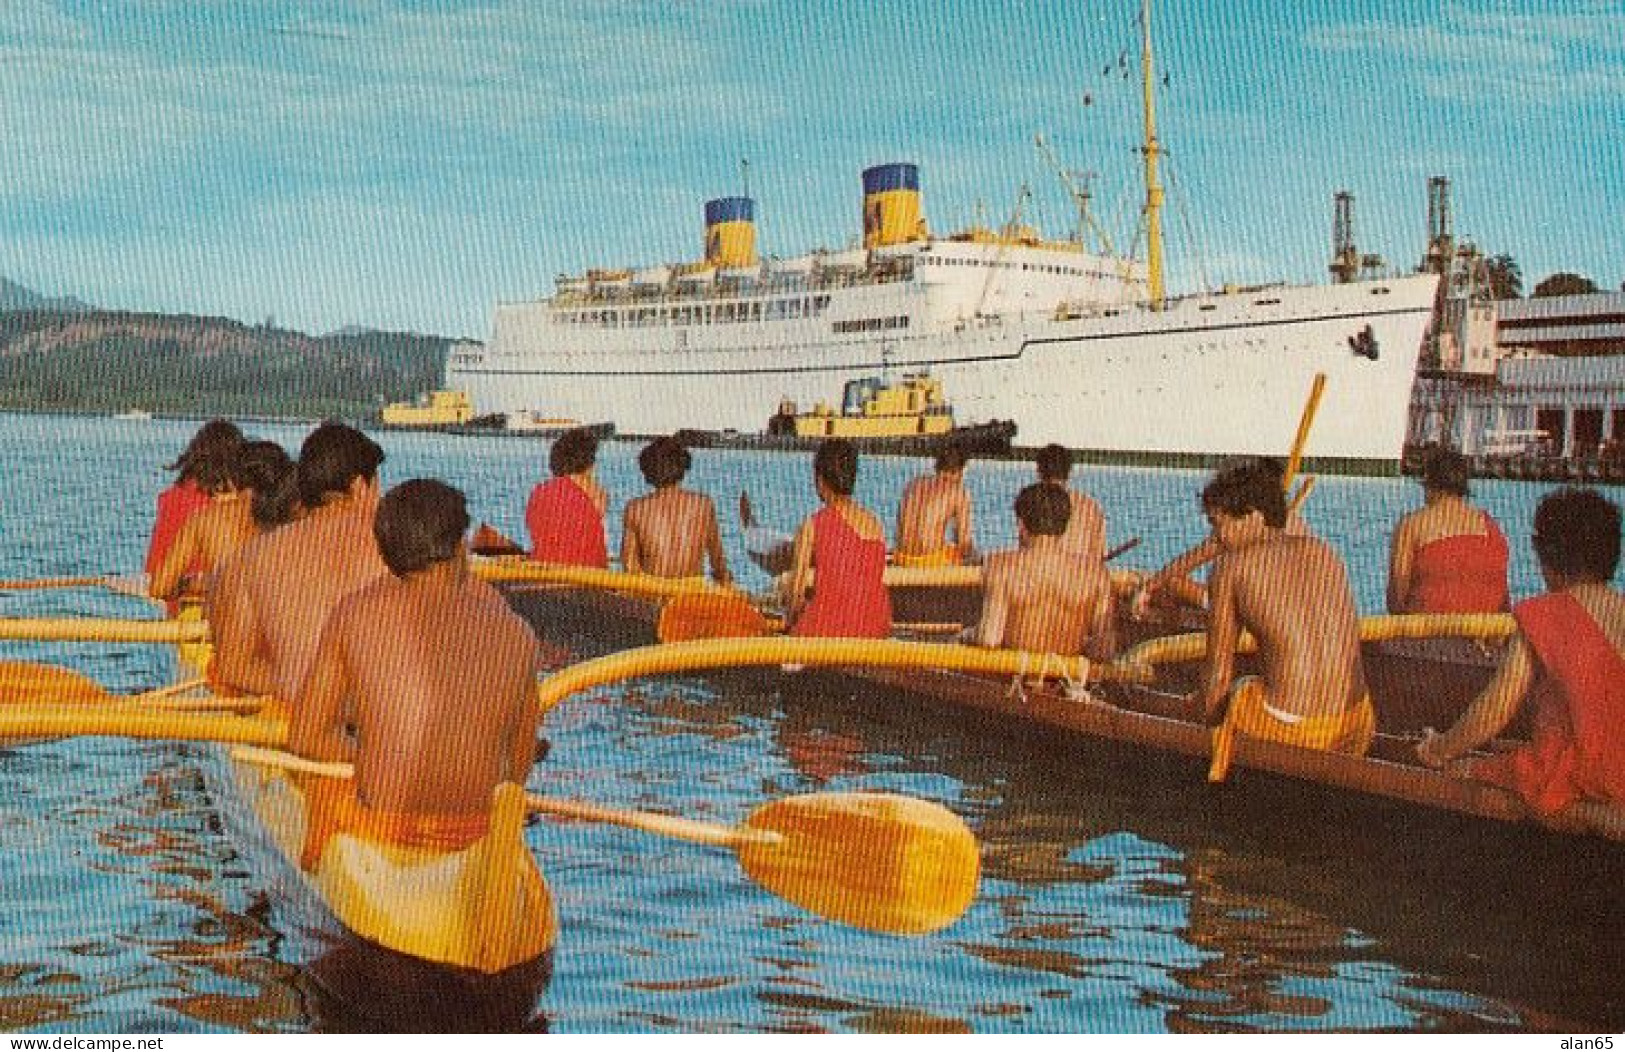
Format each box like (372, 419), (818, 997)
(0, 308), (454, 419)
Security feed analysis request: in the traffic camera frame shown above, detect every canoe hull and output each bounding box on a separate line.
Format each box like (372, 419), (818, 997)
(492, 579), (1614, 843)
(216, 752), (556, 974)
(167, 641), (557, 975)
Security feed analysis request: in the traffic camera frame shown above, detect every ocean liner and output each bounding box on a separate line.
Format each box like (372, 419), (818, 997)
(450, 5), (1437, 471)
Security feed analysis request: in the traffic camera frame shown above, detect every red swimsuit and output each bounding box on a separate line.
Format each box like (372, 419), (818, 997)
(1408, 511), (1509, 613)
(791, 507), (891, 638)
(525, 477), (608, 567)
(1473, 592), (1625, 815)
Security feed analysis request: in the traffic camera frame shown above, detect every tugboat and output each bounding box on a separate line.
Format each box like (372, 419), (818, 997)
(378, 389), (476, 429)
(678, 373), (1015, 456)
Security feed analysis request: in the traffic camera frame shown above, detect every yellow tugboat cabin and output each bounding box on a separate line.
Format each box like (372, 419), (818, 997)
(787, 374), (955, 439)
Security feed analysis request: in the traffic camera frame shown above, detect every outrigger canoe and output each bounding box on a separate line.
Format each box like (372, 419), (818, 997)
(478, 561), (1623, 846)
(0, 618), (557, 977)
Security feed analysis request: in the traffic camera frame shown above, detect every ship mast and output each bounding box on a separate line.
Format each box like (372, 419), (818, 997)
(1140, 0), (1165, 307)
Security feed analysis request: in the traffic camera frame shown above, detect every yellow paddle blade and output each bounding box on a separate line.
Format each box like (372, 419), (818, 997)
(656, 593), (772, 643)
(737, 792), (980, 936)
(0, 661), (109, 704)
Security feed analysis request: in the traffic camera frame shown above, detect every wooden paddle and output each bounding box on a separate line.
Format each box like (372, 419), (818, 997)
(0, 617), (207, 644)
(231, 745), (980, 936)
(1282, 371), (1327, 493)
(0, 574), (117, 592)
(0, 661), (253, 713)
(0, 573), (155, 601)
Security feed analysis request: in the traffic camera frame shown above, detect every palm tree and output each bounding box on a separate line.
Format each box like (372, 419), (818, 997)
(1533, 272), (1599, 297)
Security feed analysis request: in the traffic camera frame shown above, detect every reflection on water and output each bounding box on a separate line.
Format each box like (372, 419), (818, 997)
(1, 417), (1622, 1032)
(304, 941), (552, 1033)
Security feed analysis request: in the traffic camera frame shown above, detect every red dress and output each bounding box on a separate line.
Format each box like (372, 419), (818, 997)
(144, 480), (211, 577)
(1473, 591), (1625, 815)
(1408, 511), (1509, 613)
(525, 477), (607, 567)
(791, 507), (891, 638)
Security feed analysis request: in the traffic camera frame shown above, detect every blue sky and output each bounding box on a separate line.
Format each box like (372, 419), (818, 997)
(2, 1), (1621, 338)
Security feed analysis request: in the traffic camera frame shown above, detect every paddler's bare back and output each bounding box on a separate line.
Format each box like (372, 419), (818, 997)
(1223, 536), (1365, 718)
(246, 508), (387, 697)
(341, 576), (539, 815)
(897, 474), (969, 556)
(986, 548), (1101, 655)
(623, 488), (725, 580)
(1063, 491), (1106, 564)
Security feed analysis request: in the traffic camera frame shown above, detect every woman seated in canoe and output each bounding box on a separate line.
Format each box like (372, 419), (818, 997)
(782, 439), (891, 637)
(144, 418), (242, 582)
(1387, 445), (1509, 614)
(525, 426), (609, 568)
(1417, 488), (1625, 836)
(150, 439), (294, 604)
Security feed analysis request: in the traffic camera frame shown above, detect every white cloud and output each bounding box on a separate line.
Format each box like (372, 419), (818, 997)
(1308, 4), (1625, 106)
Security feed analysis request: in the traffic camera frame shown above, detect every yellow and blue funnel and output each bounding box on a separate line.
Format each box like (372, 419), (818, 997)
(704, 197), (757, 268)
(862, 163), (927, 248)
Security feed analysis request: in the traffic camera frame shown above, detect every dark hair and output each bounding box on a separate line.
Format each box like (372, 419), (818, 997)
(639, 436), (691, 488)
(168, 419), (243, 475)
(228, 439), (291, 491)
(934, 440), (968, 473)
(252, 467), (302, 529)
(1532, 487), (1621, 582)
(297, 421), (384, 507)
(814, 438), (858, 496)
(374, 479), (471, 578)
(1035, 443), (1072, 483)
(1420, 445), (1471, 497)
(1015, 482), (1071, 536)
(1201, 458), (1287, 530)
(228, 441), (295, 527)
(169, 419), (243, 492)
(550, 427), (599, 477)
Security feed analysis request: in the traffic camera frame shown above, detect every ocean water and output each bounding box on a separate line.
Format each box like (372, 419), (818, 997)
(0, 412), (1620, 1033)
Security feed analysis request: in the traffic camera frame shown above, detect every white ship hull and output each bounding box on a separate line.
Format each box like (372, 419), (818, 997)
(450, 271), (1437, 468)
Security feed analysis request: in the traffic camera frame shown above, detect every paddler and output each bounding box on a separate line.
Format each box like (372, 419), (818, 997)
(1387, 445), (1509, 614)
(973, 483), (1115, 660)
(784, 439), (892, 637)
(1036, 443), (1106, 566)
(149, 440), (294, 604)
(895, 441), (974, 567)
(1194, 459), (1374, 782)
(1130, 458), (1309, 619)
(1417, 488), (1625, 828)
(144, 419), (242, 579)
(290, 479), (542, 869)
(620, 436), (731, 584)
(525, 426), (609, 567)
(210, 422), (388, 698)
